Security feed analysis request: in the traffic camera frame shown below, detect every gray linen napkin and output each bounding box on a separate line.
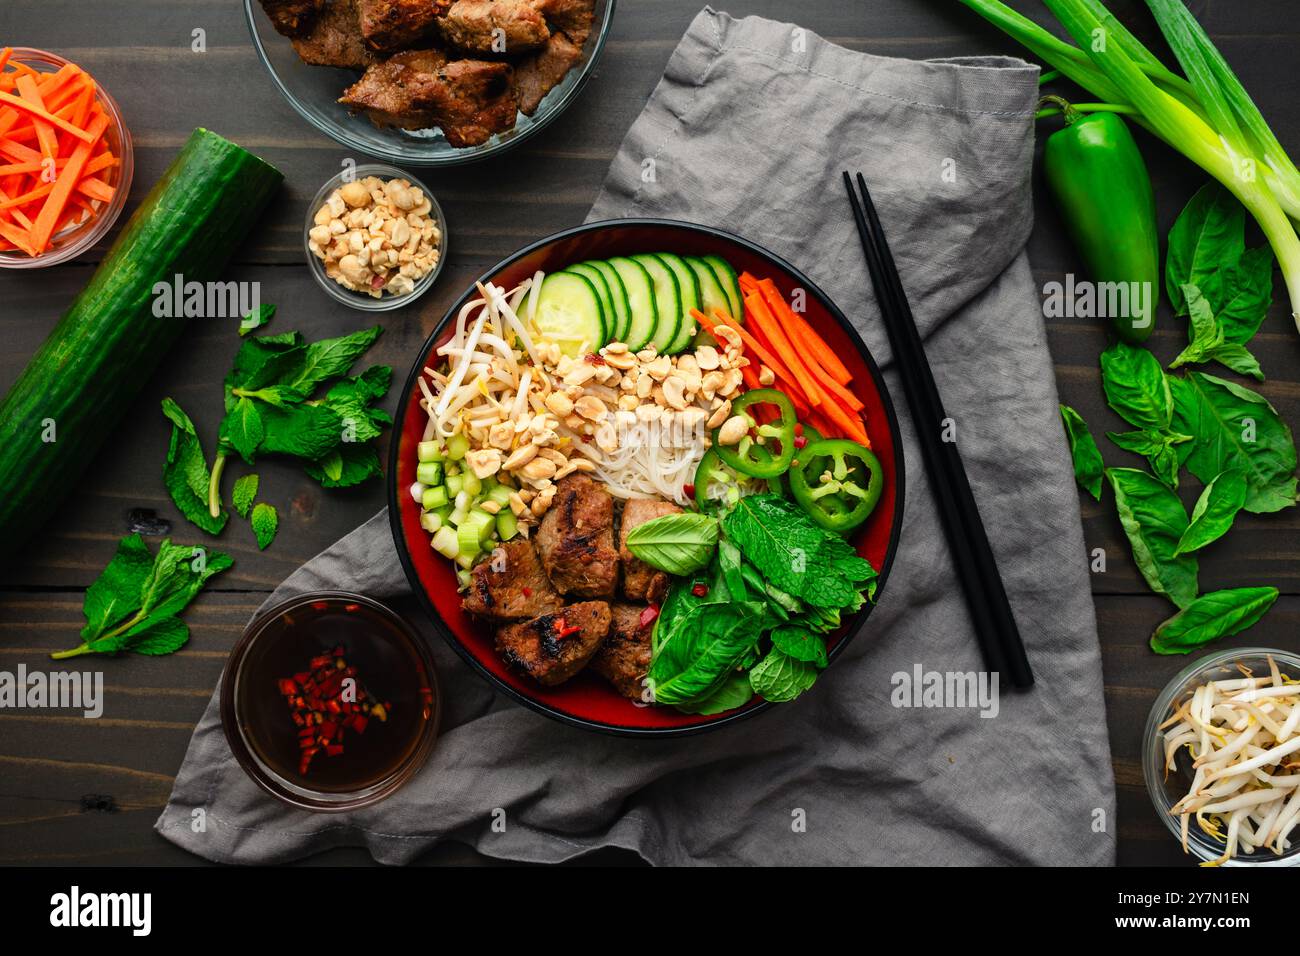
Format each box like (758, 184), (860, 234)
(157, 8), (1116, 865)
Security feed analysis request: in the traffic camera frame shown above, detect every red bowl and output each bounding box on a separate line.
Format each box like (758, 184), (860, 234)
(388, 219), (905, 736)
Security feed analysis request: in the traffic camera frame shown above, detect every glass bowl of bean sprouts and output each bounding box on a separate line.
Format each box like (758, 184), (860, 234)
(1144, 647), (1300, 867)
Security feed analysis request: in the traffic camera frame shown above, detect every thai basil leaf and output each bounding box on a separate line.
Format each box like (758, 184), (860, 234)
(1100, 341), (1172, 431)
(1150, 587), (1279, 655)
(626, 512), (718, 576)
(1106, 467), (1198, 608)
(1059, 404), (1104, 500)
(749, 647), (818, 703)
(1175, 470), (1248, 555)
(1217, 245), (1273, 344)
(1169, 371), (1298, 514)
(672, 671), (755, 715)
(647, 601), (764, 706)
(1107, 428), (1192, 489)
(1165, 183), (1246, 316)
(1169, 285), (1263, 382)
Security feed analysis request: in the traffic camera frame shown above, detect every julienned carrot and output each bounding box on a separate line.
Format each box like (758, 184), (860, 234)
(0, 90), (97, 143)
(754, 279), (862, 411)
(14, 75), (57, 161)
(0, 217), (35, 256)
(30, 111), (108, 253)
(744, 292), (824, 408)
(0, 49), (12, 74)
(755, 277), (854, 387)
(691, 307), (812, 416)
(77, 177), (114, 203)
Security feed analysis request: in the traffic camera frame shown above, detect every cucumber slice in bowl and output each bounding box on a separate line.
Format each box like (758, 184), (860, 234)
(531, 271), (605, 357)
(687, 255), (736, 345)
(563, 262), (613, 344)
(607, 256), (657, 351)
(630, 253), (681, 353)
(584, 259), (631, 342)
(702, 253), (743, 320)
(654, 253), (701, 354)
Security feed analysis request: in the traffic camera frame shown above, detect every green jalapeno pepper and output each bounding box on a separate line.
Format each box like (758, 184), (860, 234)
(712, 388), (797, 479)
(1040, 97), (1159, 343)
(788, 438), (883, 532)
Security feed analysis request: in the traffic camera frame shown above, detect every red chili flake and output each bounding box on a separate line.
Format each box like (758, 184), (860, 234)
(553, 615), (583, 639)
(691, 583), (709, 598)
(793, 435), (808, 449)
(370, 273), (385, 291)
(522, 586), (532, 597)
(584, 353), (606, 365)
(282, 644), (386, 776)
(639, 604), (660, 628)
(794, 423), (804, 437)
(277, 678), (298, 696)
(325, 744), (345, 757)
(683, 483), (695, 498)
(580, 434), (593, 443)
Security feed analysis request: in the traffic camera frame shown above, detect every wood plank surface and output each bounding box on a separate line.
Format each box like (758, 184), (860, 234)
(1, 0), (1297, 867)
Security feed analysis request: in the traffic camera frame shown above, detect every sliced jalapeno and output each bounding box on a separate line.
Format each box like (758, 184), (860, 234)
(712, 388), (797, 479)
(694, 446), (783, 514)
(788, 438), (883, 532)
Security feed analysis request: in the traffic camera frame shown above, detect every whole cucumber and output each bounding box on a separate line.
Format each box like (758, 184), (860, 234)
(0, 129), (282, 565)
(1042, 105), (1160, 342)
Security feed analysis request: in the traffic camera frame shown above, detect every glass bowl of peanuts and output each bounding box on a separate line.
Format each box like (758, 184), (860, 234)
(304, 163), (447, 312)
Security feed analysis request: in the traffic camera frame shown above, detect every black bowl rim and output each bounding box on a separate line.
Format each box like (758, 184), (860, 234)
(387, 218), (906, 737)
(242, 0), (618, 168)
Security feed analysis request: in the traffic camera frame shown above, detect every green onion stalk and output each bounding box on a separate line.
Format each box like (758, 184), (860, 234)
(956, 0), (1300, 332)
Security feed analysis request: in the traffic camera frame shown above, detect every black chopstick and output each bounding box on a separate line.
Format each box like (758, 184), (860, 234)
(842, 171), (1034, 689)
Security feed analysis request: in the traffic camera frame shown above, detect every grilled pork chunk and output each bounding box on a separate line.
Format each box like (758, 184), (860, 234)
(495, 601), (611, 686)
(340, 51), (517, 145)
(536, 474), (620, 598)
(359, 0), (450, 53)
(618, 497), (680, 603)
(259, 0), (327, 37)
(439, 0), (550, 55)
(531, 0), (594, 44)
(292, 0), (378, 69)
(514, 30), (582, 115)
(590, 603), (652, 700)
(463, 539), (564, 622)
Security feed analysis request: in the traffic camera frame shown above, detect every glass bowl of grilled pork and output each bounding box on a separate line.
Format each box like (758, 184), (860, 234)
(387, 220), (905, 736)
(245, 0), (614, 165)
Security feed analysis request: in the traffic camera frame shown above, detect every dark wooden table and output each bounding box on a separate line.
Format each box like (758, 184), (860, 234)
(1, 0), (1296, 867)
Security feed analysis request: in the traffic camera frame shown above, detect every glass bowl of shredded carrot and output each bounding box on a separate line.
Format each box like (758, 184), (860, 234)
(0, 47), (132, 269)
(1144, 647), (1300, 867)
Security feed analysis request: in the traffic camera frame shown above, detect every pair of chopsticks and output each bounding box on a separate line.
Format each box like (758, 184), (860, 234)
(842, 171), (1034, 689)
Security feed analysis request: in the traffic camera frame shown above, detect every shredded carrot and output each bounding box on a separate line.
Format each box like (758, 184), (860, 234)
(0, 49), (12, 74)
(744, 292), (824, 408)
(754, 278), (854, 386)
(77, 176), (114, 203)
(13, 75), (57, 161)
(0, 90), (97, 143)
(29, 111), (108, 253)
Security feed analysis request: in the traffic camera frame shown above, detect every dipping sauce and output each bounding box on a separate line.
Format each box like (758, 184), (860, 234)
(223, 592), (439, 810)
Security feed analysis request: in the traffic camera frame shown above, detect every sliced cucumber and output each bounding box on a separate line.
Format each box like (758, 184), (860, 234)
(654, 253), (701, 354)
(584, 259), (631, 341)
(607, 256), (657, 351)
(532, 271), (605, 357)
(687, 256), (734, 346)
(563, 263), (613, 345)
(701, 254), (743, 321)
(630, 253), (681, 353)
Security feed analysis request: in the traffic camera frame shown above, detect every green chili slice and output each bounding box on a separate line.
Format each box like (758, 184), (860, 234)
(712, 388), (797, 479)
(788, 438), (883, 532)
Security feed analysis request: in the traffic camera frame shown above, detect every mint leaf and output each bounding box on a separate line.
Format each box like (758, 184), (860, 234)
(288, 326), (383, 393)
(304, 442), (382, 488)
(771, 625), (828, 668)
(161, 398), (227, 535)
(1059, 404), (1103, 500)
(259, 404), (344, 460)
(222, 396), (265, 464)
(54, 537), (233, 659)
(232, 474), (259, 519)
(749, 647), (818, 703)
(251, 503), (278, 550)
(1150, 587), (1279, 655)
(239, 303), (275, 337)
